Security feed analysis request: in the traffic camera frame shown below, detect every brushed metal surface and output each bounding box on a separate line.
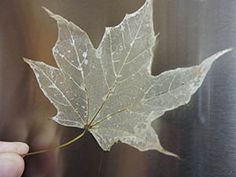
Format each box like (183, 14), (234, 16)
(0, 0), (235, 177)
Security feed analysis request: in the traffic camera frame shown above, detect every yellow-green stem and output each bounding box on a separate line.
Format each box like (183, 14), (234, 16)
(23, 129), (87, 157)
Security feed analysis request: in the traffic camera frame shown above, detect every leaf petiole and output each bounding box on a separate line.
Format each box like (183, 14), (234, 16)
(23, 129), (87, 157)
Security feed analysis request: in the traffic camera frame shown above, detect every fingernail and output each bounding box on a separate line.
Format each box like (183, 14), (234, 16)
(0, 153), (24, 177)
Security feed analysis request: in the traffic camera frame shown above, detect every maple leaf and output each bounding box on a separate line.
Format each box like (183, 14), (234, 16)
(24, 0), (231, 158)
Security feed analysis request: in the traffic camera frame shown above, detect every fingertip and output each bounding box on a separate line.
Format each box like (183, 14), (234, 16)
(15, 142), (29, 155)
(0, 141), (29, 155)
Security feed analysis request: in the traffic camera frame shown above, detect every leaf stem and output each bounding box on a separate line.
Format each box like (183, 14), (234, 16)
(23, 129), (87, 157)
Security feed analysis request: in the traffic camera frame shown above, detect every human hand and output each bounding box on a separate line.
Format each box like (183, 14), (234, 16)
(0, 141), (29, 177)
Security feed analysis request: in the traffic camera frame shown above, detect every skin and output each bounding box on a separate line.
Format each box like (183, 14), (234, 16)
(0, 142), (29, 177)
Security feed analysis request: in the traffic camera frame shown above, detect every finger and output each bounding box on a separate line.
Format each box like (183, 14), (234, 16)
(0, 142), (29, 155)
(0, 153), (25, 177)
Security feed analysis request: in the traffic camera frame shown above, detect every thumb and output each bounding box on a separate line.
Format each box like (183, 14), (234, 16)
(0, 153), (25, 177)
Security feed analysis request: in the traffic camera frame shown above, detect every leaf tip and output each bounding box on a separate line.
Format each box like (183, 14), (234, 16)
(42, 7), (63, 23)
(159, 148), (181, 160)
(224, 47), (233, 52)
(218, 48), (233, 57)
(23, 57), (32, 65)
(200, 48), (233, 70)
(42, 7), (54, 17)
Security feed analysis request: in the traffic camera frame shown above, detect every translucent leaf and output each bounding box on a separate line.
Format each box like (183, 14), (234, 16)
(24, 0), (232, 158)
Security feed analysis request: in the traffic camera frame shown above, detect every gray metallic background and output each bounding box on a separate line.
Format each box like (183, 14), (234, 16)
(0, 0), (235, 177)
